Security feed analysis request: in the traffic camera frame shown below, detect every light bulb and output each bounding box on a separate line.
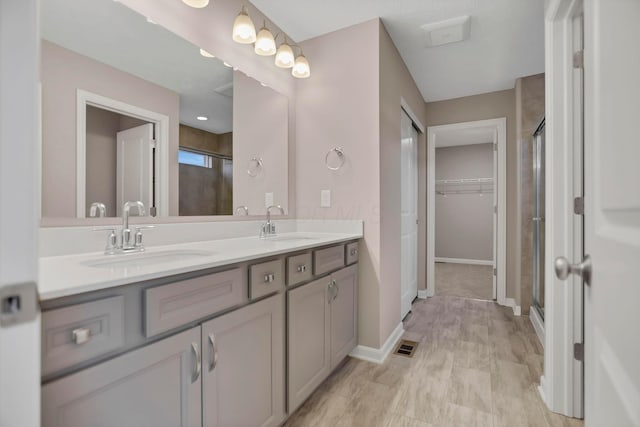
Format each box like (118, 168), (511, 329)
(254, 27), (276, 56)
(199, 49), (215, 58)
(182, 0), (209, 8)
(292, 54), (310, 78)
(275, 43), (295, 68)
(232, 7), (256, 44)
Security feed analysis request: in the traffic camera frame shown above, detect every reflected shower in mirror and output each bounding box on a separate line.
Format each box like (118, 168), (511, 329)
(40, 0), (288, 219)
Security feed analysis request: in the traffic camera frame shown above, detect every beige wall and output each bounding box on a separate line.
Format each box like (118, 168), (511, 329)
(435, 143), (494, 261)
(515, 73), (545, 313)
(425, 89), (518, 300)
(378, 22), (427, 345)
(41, 40), (180, 217)
(233, 71), (289, 215)
(296, 19), (426, 350)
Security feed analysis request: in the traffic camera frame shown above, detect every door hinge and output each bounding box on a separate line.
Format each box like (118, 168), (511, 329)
(493, 268), (497, 276)
(573, 50), (584, 69)
(574, 343), (584, 361)
(574, 196), (584, 215)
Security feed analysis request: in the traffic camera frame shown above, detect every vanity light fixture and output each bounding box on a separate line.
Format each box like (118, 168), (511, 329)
(274, 39), (295, 68)
(199, 49), (215, 58)
(232, 5), (256, 44)
(292, 54), (311, 78)
(254, 22), (276, 56)
(181, 0), (209, 8)
(196, 116), (208, 121)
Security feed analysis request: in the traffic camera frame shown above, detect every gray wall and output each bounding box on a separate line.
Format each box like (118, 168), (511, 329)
(435, 143), (494, 261)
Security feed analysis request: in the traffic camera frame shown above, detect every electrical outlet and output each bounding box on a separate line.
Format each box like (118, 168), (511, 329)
(265, 192), (274, 207)
(321, 190), (331, 208)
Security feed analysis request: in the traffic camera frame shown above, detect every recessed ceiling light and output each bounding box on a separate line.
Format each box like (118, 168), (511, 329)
(196, 116), (208, 121)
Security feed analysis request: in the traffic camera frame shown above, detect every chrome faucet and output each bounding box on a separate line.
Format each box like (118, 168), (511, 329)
(95, 201), (152, 254)
(89, 202), (106, 218)
(260, 205), (284, 238)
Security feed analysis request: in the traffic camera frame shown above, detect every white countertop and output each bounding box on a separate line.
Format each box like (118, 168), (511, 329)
(38, 231), (362, 301)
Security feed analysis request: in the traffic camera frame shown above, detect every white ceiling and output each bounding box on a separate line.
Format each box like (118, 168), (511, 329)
(250, 0), (545, 101)
(41, 0), (233, 134)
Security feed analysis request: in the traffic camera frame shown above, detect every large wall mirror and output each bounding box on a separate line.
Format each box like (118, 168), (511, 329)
(40, 0), (289, 220)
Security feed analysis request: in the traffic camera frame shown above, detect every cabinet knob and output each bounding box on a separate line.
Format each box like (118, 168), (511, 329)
(296, 264), (307, 273)
(350, 248), (358, 256)
(72, 327), (92, 345)
(264, 273), (275, 283)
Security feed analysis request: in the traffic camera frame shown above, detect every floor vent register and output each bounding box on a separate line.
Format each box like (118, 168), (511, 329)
(393, 340), (418, 358)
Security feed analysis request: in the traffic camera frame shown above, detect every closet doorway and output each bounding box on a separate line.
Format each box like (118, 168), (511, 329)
(427, 118), (507, 305)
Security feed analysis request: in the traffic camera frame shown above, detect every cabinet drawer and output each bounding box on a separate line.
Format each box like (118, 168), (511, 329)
(249, 259), (285, 300)
(313, 245), (345, 276)
(346, 242), (359, 265)
(42, 296), (124, 376)
(287, 253), (313, 286)
(145, 268), (243, 338)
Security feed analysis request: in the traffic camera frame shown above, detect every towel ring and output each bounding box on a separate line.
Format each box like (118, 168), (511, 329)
(247, 157), (263, 177)
(325, 147), (345, 171)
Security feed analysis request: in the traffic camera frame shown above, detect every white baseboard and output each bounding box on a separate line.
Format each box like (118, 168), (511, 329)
(530, 307), (545, 348)
(435, 257), (493, 266)
(538, 376), (550, 408)
(504, 297), (521, 316)
(417, 289), (429, 299)
(349, 322), (404, 365)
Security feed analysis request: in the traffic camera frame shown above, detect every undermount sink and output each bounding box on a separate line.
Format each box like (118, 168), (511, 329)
(260, 235), (318, 243)
(82, 249), (214, 269)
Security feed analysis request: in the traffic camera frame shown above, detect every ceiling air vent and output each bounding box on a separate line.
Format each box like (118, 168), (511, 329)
(421, 15), (471, 47)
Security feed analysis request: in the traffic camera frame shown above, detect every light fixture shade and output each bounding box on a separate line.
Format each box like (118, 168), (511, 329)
(275, 43), (295, 68)
(199, 48), (215, 58)
(182, 0), (209, 8)
(232, 8), (256, 44)
(292, 54), (311, 78)
(254, 27), (276, 56)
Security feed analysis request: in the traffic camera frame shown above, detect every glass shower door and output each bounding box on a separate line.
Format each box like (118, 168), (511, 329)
(532, 119), (546, 319)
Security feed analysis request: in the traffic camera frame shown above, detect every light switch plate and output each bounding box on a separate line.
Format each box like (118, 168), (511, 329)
(321, 190), (331, 208)
(265, 192), (274, 207)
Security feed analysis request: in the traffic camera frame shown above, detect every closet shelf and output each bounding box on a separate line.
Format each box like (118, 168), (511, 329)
(435, 177), (493, 185)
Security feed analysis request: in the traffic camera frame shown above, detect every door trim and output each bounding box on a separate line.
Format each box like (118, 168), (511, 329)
(541, 0), (584, 417)
(426, 118), (507, 307)
(76, 89), (170, 217)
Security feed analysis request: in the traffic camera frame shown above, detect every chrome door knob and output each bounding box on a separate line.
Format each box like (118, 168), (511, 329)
(555, 255), (592, 285)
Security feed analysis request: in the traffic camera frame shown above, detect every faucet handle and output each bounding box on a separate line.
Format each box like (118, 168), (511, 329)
(93, 228), (118, 252)
(133, 226), (154, 248)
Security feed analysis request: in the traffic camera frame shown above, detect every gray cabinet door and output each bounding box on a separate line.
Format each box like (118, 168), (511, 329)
(202, 294), (285, 427)
(42, 326), (202, 427)
(330, 264), (358, 370)
(287, 277), (331, 413)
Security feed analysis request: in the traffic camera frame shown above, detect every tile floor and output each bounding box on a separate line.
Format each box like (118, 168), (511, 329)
(285, 296), (583, 427)
(436, 263), (493, 301)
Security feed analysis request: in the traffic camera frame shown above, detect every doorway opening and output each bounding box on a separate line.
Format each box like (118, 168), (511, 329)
(427, 118), (507, 305)
(76, 89), (170, 218)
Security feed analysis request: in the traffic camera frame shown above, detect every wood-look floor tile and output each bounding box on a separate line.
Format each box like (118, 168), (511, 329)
(391, 376), (450, 425)
(446, 366), (493, 413)
(383, 413), (434, 427)
(283, 390), (351, 427)
(452, 340), (491, 372)
(440, 403), (493, 427)
(491, 359), (533, 397)
(492, 388), (550, 427)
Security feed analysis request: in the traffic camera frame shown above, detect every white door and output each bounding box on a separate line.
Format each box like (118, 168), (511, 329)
(401, 110), (418, 318)
(492, 131), (498, 299)
(0, 0), (40, 426)
(116, 123), (154, 215)
(582, 0), (640, 424)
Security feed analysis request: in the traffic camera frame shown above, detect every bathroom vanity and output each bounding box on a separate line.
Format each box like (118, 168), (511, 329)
(38, 227), (361, 427)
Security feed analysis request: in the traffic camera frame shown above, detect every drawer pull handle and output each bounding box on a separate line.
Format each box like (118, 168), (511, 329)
(72, 327), (92, 345)
(296, 264), (307, 273)
(333, 280), (339, 300)
(350, 248), (358, 256)
(327, 281), (334, 304)
(264, 273), (275, 283)
(208, 334), (218, 372)
(191, 342), (201, 382)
